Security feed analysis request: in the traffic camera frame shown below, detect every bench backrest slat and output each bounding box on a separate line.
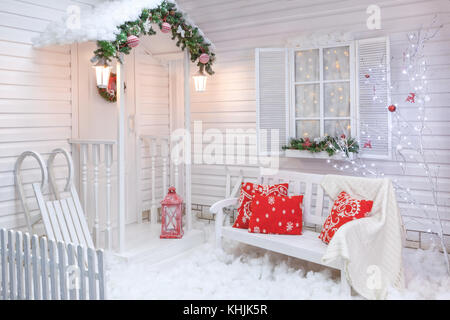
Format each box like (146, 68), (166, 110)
(260, 170), (330, 226)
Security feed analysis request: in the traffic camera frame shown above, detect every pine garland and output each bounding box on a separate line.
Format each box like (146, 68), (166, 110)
(91, 1), (215, 75)
(283, 136), (360, 157)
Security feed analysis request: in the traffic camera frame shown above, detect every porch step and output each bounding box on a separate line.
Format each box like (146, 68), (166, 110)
(113, 222), (206, 264)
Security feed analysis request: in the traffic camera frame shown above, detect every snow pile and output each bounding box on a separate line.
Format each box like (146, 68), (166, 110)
(105, 241), (348, 300)
(105, 224), (450, 300)
(34, 0), (162, 46)
(387, 248), (450, 299)
(33, 0), (213, 49)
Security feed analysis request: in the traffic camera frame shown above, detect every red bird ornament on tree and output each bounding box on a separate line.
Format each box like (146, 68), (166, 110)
(406, 93), (416, 103)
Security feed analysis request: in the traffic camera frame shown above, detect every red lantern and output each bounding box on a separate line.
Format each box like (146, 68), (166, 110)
(160, 187), (184, 239)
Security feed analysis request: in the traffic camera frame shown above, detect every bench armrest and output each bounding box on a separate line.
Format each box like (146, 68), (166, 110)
(209, 197), (239, 215)
(210, 197), (238, 248)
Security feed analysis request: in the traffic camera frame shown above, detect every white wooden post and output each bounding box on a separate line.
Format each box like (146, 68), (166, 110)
(162, 138), (169, 194)
(92, 144), (100, 246)
(184, 50), (192, 231)
(117, 61), (126, 253)
(150, 138), (157, 225)
(105, 144), (113, 251)
(80, 144), (88, 214)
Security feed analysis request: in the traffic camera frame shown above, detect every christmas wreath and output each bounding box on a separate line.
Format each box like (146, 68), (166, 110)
(97, 72), (117, 103)
(90, 0), (215, 76)
(283, 135), (360, 157)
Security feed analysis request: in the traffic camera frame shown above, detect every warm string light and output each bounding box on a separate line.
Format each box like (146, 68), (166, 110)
(323, 17), (449, 273)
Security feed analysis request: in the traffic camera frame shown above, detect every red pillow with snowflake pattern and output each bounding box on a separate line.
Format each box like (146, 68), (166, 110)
(232, 182), (289, 229)
(319, 191), (374, 244)
(248, 194), (303, 235)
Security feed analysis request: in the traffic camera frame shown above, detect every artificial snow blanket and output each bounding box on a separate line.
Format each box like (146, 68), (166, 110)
(33, 0), (213, 49)
(320, 175), (405, 300)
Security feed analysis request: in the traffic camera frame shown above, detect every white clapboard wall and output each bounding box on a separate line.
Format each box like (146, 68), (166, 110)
(181, 0), (450, 237)
(0, 228), (105, 300)
(0, 0), (101, 231)
(134, 47), (171, 212)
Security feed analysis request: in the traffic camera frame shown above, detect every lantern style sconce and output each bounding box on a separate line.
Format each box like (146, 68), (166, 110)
(160, 187), (184, 239)
(93, 60), (111, 88)
(193, 70), (207, 92)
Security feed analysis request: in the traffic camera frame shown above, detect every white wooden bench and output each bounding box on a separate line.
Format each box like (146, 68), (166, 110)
(210, 170), (351, 295)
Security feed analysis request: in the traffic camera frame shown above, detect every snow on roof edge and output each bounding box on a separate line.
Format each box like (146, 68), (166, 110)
(32, 0), (215, 50)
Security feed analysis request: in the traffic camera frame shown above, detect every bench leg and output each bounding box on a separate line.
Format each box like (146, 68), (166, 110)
(215, 209), (223, 250)
(340, 268), (351, 298)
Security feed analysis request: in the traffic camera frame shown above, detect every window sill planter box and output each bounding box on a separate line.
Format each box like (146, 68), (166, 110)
(284, 149), (355, 160)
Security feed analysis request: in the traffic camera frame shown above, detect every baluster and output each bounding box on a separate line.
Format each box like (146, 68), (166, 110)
(174, 136), (180, 192)
(150, 138), (157, 225)
(80, 144), (88, 215)
(105, 144), (113, 251)
(92, 144), (100, 247)
(162, 138), (169, 194)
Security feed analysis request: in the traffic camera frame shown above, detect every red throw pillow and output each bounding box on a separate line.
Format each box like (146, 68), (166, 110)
(319, 191), (374, 244)
(232, 182), (288, 229)
(248, 194), (303, 235)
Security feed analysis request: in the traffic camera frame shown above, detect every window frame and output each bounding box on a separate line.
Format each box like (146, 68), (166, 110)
(288, 42), (356, 140)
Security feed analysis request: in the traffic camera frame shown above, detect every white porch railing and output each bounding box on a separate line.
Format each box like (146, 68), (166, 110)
(139, 135), (180, 225)
(0, 228), (105, 300)
(69, 139), (115, 251)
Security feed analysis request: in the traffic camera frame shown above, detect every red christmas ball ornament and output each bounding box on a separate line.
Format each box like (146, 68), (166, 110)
(199, 53), (210, 64)
(365, 74), (370, 78)
(161, 22), (171, 33)
(126, 35), (140, 48)
(388, 104), (396, 112)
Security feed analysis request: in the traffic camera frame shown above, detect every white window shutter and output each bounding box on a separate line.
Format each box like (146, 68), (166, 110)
(256, 48), (289, 156)
(357, 37), (392, 159)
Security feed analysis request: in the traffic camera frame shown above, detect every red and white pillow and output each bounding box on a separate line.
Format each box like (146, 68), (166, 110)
(248, 194), (303, 235)
(232, 182), (288, 229)
(319, 191), (373, 244)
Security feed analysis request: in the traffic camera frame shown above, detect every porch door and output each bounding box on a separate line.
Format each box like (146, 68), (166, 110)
(134, 45), (172, 222)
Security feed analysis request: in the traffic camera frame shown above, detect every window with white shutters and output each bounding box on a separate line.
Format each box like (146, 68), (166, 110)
(291, 44), (356, 139)
(255, 48), (289, 156)
(255, 37), (391, 160)
(357, 37), (392, 159)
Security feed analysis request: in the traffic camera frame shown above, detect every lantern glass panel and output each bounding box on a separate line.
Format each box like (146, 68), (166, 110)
(94, 65), (111, 88)
(193, 74), (207, 92)
(164, 205), (178, 231)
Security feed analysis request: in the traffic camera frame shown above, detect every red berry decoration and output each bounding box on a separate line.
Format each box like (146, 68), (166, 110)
(161, 22), (171, 33)
(126, 35), (140, 48)
(302, 138), (312, 148)
(388, 104), (396, 112)
(199, 53), (210, 64)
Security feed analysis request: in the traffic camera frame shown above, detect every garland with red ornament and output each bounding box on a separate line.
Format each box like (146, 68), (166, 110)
(283, 135), (359, 157)
(90, 0), (215, 76)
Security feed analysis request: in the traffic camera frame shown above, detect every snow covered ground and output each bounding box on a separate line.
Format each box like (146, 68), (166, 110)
(105, 223), (450, 300)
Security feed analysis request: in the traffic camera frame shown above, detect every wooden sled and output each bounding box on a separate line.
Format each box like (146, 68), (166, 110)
(15, 149), (95, 249)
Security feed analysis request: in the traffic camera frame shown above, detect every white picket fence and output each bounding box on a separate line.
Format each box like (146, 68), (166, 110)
(0, 228), (105, 300)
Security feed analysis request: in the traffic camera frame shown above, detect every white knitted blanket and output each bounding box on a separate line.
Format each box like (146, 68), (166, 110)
(320, 175), (405, 300)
